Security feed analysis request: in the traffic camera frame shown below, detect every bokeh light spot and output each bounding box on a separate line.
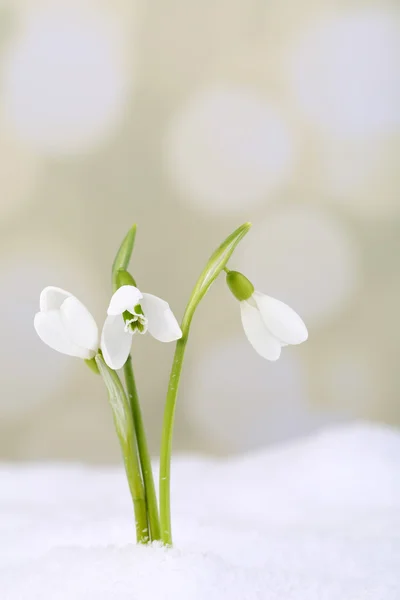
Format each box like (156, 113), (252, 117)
(2, 4), (131, 155)
(166, 85), (295, 213)
(287, 10), (400, 138)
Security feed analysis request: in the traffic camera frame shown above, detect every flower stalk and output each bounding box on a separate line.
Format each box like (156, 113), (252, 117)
(123, 356), (161, 541)
(159, 222), (252, 545)
(95, 353), (149, 543)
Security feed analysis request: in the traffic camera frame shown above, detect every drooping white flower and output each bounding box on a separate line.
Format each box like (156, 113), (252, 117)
(226, 270), (308, 361)
(240, 291), (308, 360)
(34, 286), (99, 359)
(101, 285), (182, 370)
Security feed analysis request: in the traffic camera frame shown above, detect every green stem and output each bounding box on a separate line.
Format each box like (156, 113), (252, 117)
(159, 336), (188, 545)
(159, 222), (251, 545)
(95, 354), (149, 543)
(124, 356), (161, 541)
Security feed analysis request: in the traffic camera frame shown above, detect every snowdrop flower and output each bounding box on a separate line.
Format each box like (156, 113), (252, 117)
(101, 276), (182, 370)
(34, 287), (99, 359)
(226, 270), (308, 361)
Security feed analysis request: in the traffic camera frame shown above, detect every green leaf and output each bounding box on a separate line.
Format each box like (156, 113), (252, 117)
(95, 354), (133, 445)
(96, 353), (149, 542)
(182, 222), (251, 332)
(112, 224), (137, 292)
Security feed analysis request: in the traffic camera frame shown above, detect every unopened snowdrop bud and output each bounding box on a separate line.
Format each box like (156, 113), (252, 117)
(226, 270), (308, 361)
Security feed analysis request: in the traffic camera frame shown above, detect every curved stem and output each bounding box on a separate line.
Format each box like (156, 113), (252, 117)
(96, 354), (149, 543)
(159, 222), (251, 545)
(124, 356), (161, 541)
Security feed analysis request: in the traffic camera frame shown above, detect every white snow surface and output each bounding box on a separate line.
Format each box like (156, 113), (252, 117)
(1, 422), (399, 599)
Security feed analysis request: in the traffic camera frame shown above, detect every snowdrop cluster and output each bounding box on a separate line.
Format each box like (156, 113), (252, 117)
(34, 284), (183, 370)
(33, 222), (308, 547)
(34, 276), (307, 367)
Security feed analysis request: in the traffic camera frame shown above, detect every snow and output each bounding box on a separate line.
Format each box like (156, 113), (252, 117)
(1, 423), (399, 599)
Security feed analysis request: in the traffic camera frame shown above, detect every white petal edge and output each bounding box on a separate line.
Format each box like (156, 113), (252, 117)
(240, 301), (282, 361)
(60, 296), (99, 352)
(34, 310), (93, 358)
(253, 292), (308, 345)
(107, 285), (143, 316)
(141, 293), (182, 342)
(39, 286), (72, 312)
(100, 314), (132, 370)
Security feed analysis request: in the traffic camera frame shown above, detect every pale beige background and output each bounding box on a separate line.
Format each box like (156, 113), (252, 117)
(0, 0), (399, 462)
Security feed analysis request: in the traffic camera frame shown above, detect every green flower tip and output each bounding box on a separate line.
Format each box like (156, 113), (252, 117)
(235, 221), (252, 240)
(226, 270), (254, 302)
(112, 224), (137, 291)
(116, 269), (137, 289)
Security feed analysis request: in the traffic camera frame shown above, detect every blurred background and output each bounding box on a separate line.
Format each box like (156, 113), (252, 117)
(0, 0), (399, 462)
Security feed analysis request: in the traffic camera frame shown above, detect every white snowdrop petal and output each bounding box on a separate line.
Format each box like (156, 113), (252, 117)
(100, 314), (132, 370)
(107, 285), (143, 316)
(141, 293), (182, 342)
(34, 310), (91, 359)
(59, 296), (99, 353)
(253, 292), (308, 345)
(39, 286), (72, 312)
(240, 301), (282, 361)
